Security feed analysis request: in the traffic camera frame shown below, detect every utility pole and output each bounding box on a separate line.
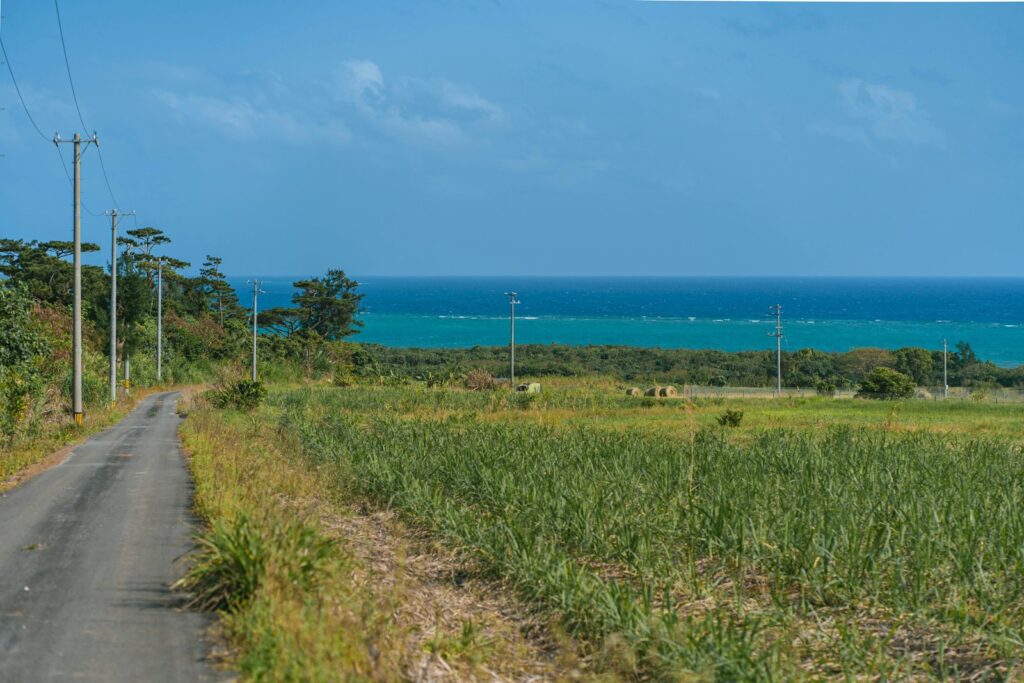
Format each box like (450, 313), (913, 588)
(505, 291), (520, 388)
(943, 338), (948, 400)
(104, 209), (134, 404)
(54, 132), (97, 425)
(107, 209), (118, 404)
(248, 279), (263, 381)
(770, 304), (783, 396)
(156, 258), (163, 382)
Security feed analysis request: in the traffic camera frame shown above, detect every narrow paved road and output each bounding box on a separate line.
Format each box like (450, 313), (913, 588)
(0, 391), (219, 682)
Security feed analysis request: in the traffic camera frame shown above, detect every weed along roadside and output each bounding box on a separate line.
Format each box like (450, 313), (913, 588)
(176, 378), (1024, 680)
(2, 384), (175, 491)
(175, 384), (571, 681)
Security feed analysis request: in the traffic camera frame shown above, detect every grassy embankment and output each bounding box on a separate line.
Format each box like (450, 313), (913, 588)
(182, 377), (1024, 680)
(0, 386), (164, 488)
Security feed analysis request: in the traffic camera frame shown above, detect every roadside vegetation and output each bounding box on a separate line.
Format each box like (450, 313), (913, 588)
(177, 388), (577, 680)
(180, 373), (1024, 680)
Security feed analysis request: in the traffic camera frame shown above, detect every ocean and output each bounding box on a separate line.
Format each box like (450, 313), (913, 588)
(229, 277), (1024, 366)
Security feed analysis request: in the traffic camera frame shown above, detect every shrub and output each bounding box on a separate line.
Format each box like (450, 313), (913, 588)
(210, 379), (267, 411)
(464, 369), (498, 391)
(716, 409), (744, 427)
(0, 283), (49, 438)
(175, 512), (334, 612)
(856, 367), (915, 400)
(815, 380), (836, 397)
(512, 392), (537, 410)
(331, 371), (357, 388)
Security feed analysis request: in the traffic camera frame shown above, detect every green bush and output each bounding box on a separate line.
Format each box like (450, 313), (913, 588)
(856, 367), (915, 400)
(210, 379), (267, 411)
(0, 283), (49, 438)
(716, 409), (744, 427)
(815, 380), (837, 397)
(175, 512), (334, 612)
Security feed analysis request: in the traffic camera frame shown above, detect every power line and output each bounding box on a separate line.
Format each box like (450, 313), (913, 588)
(52, 0), (87, 131)
(1, 33), (103, 216)
(0, 35), (50, 141)
(94, 147), (119, 209)
(52, 0), (120, 209)
(55, 143), (102, 216)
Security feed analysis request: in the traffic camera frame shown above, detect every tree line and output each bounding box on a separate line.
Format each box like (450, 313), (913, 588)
(356, 341), (1023, 390)
(0, 227), (361, 439)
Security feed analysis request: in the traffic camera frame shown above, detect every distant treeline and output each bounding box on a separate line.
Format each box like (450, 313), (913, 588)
(357, 342), (1024, 389)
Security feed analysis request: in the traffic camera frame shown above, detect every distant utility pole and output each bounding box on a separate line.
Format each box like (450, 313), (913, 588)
(105, 208), (135, 404)
(506, 291), (520, 388)
(54, 132), (98, 425)
(156, 258), (163, 382)
(943, 338), (949, 400)
(248, 279), (263, 381)
(770, 304), (783, 395)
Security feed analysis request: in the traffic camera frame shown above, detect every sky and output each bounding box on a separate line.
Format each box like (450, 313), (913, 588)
(0, 1), (1022, 277)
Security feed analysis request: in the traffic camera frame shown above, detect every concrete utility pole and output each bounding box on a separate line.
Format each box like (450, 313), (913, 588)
(104, 209), (133, 404)
(248, 279), (262, 381)
(505, 291), (520, 388)
(107, 209), (118, 404)
(943, 338), (949, 400)
(54, 132), (97, 425)
(156, 259), (163, 382)
(770, 304), (783, 395)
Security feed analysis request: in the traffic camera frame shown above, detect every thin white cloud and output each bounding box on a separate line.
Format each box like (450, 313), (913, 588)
(837, 78), (944, 147)
(152, 86), (349, 145)
(437, 80), (504, 122)
(148, 60), (505, 151)
(338, 60), (504, 147)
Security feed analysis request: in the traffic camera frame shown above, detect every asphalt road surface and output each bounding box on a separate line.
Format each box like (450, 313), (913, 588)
(0, 391), (220, 682)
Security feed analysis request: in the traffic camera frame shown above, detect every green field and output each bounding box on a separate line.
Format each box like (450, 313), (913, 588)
(221, 379), (1017, 679)
(178, 382), (1024, 679)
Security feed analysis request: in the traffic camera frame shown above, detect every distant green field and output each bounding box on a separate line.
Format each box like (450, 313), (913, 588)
(272, 380), (1024, 679)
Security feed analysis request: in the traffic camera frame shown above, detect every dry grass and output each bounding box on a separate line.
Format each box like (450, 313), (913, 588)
(0, 385), (166, 490)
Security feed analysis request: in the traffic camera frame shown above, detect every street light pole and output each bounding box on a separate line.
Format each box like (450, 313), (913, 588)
(505, 291), (520, 388)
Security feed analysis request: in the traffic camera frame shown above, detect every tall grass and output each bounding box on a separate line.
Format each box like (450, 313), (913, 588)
(282, 385), (1024, 678)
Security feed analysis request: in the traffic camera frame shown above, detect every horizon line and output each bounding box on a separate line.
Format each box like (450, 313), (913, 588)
(221, 273), (1024, 280)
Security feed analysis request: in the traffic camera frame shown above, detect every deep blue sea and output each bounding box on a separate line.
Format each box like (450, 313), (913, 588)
(229, 277), (1024, 366)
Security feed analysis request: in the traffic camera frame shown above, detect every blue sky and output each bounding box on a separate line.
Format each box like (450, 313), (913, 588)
(1, 1), (1022, 276)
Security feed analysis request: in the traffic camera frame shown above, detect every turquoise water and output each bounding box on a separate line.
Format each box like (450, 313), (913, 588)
(231, 277), (1024, 366)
